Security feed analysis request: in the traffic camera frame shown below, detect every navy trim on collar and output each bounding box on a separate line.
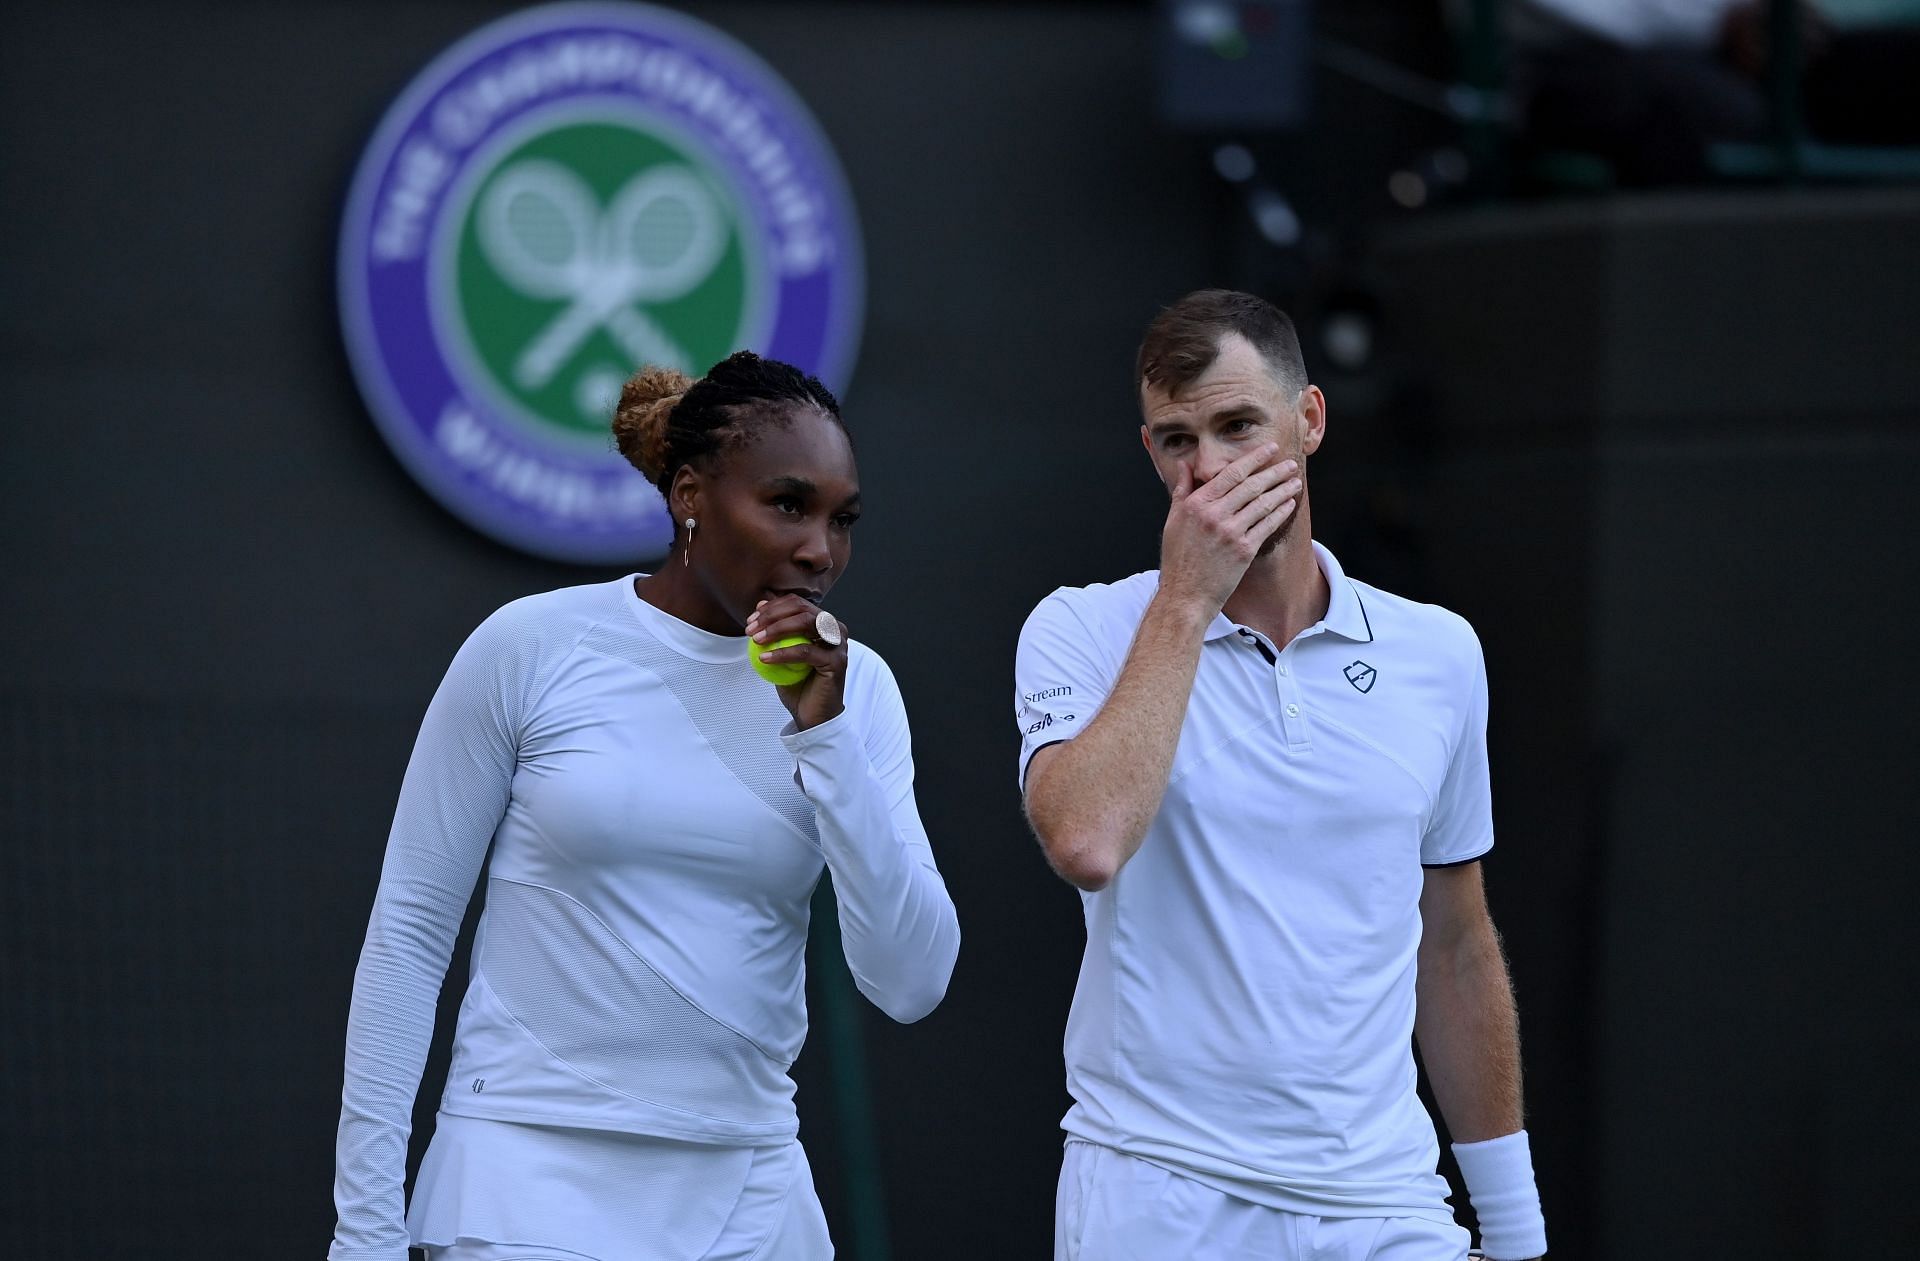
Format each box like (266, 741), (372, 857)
(1205, 541), (1374, 644)
(1349, 584), (1375, 644)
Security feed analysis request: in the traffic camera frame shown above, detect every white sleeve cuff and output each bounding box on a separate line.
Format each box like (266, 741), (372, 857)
(1452, 1129), (1547, 1260)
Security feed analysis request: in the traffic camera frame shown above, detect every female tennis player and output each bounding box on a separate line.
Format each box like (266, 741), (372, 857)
(329, 350), (960, 1261)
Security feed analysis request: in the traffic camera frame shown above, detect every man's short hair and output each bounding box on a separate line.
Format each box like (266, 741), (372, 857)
(1136, 289), (1307, 398)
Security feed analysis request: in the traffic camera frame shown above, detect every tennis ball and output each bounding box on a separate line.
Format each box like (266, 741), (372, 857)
(749, 635), (813, 686)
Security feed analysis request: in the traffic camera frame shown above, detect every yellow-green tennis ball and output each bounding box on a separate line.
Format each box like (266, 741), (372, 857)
(749, 635), (813, 686)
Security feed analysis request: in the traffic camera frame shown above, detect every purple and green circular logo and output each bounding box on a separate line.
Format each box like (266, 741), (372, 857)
(339, 2), (863, 563)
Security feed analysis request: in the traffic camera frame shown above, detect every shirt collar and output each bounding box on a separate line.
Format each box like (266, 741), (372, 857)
(1202, 540), (1374, 644)
(623, 574), (750, 664)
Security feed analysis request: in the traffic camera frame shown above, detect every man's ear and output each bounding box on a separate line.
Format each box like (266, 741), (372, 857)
(1141, 425), (1173, 490)
(1300, 385), (1327, 456)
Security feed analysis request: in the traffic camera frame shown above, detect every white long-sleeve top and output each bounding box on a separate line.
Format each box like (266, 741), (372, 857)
(330, 577), (960, 1261)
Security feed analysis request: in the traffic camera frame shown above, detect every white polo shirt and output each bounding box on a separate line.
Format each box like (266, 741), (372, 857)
(1015, 542), (1492, 1222)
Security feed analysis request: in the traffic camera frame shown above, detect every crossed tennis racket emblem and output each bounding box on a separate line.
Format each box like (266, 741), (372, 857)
(476, 159), (729, 387)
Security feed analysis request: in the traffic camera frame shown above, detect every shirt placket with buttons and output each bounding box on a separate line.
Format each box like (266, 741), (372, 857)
(1236, 623), (1325, 752)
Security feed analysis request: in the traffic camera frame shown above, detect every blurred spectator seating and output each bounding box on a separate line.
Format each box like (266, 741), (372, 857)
(1453, 0), (1920, 188)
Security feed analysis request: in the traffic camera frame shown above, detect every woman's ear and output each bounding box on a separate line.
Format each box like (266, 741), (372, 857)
(668, 464), (702, 523)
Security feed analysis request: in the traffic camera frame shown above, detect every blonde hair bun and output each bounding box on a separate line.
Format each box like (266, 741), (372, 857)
(613, 365), (694, 481)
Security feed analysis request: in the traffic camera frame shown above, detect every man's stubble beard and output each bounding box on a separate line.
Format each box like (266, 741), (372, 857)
(1254, 465), (1306, 559)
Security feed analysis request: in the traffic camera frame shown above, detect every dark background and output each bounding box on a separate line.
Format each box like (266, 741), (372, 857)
(4, 2), (1917, 1258)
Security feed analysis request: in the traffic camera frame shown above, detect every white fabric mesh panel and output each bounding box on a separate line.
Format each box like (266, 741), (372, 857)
(481, 879), (786, 1117)
(585, 625), (820, 847)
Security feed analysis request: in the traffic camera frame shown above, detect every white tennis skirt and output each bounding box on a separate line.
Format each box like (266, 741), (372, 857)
(407, 1112), (832, 1260)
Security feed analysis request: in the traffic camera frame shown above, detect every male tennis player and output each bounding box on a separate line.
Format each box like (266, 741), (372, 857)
(1017, 290), (1547, 1260)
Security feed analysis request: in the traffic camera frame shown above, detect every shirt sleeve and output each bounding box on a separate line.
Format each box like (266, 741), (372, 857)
(781, 649), (959, 1024)
(1421, 626), (1495, 867)
(329, 609), (539, 1261)
(1013, 588), (1117, 788)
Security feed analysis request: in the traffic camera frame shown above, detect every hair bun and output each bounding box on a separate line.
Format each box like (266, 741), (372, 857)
(613, 365), (694, 481)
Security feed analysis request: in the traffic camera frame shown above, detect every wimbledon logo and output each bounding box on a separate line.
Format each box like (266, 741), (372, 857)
(339, 2), (863, 563)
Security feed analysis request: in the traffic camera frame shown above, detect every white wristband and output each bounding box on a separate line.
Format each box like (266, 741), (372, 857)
(1452, 1129), (1547, 1260)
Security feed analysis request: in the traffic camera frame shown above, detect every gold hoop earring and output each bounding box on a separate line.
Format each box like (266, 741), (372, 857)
(683, 517), (695, 568)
